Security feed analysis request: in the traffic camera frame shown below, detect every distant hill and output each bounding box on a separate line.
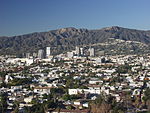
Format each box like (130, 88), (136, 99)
(1, 26), (150, 56)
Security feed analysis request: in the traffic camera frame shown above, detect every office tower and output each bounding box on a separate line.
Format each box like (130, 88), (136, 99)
(46, 47), (51, 58)
(80, 48), (84, 56)
(89, 48), (95, 57)
(38, 49), (45, 59)
(26, 53), (30, 58)
(76, 46), (81, 56)
(67, 52), (74, 58)
(33, 52), (37, 58)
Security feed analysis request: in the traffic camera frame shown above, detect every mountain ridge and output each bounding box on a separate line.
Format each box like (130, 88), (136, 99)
(1, 26), (150, 56)
(1, 26), (149, 37)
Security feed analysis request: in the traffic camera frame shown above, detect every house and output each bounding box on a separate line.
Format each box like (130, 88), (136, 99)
(24, 96), (33, 103)
(68, 89), (100, 95)
(74, 100), (81, 106)
(73, 100), (89, 108)
(34, 87), (51, 95)
(5, 75), (13, 83)
(89, 78), (103, 85)
(87, 84), (101, 90)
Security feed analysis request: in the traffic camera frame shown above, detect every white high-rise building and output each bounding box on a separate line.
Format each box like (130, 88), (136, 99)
(89, 48), (95, 57)
(76, 46), (81, 56)
(38, 49), (45, 59)
(46, 47), (51, 58)
(80, 48), (84, 56)
(26, 53), (30, 58)
(33, 52), (37, 58)
(67, 52), (74, 58)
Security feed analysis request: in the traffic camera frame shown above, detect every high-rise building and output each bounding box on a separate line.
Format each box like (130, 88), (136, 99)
(76, 46), (81, 56)
(33, 52), (37, 58)
(46, 47), (51, 58)
(26, 53), (30, 58)
(89, 48), (95, 57)
(38, 49), (45, 59)
(67, 52), (74, 58)
(80, 48), (84, 56)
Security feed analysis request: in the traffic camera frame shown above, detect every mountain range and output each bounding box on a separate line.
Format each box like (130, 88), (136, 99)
(1, 26), (150, 56)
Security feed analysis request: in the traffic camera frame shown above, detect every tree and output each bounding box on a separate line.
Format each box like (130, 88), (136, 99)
(43, 100), (57, 109)
(30, 103), (45, 113)
(66, 105), (75, 110)
(0, 92), (8, 113)
(94, 95), (104, 105)
(12, 101), (19, 113)
(116, 64), (131, 74)
(66, 78), (74, 88)
(8, 77), (32, 86)
(143, 88), (150, 111)
(147, 100), (150, 112)
(62, 94), (71, 101)
(51, 87), (65, 96)
(0, 72), (7, 78)
(90, 101), (111, 113)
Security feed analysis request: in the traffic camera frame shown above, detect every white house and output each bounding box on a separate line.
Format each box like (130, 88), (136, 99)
(68, 88), (100, 95)
(34, 87), (51, 95)
(24, 96), (33, 103)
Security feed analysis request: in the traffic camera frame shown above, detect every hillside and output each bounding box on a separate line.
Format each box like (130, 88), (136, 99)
(0, 26), (150, 56)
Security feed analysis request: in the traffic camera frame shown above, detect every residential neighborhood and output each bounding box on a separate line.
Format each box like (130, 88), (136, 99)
(1, 47), (150, 113)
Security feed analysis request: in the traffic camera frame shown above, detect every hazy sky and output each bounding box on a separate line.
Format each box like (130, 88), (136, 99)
(0, 0), (150, 36)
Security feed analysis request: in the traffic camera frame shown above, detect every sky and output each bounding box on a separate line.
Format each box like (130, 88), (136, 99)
(0, 0), (150, 36)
